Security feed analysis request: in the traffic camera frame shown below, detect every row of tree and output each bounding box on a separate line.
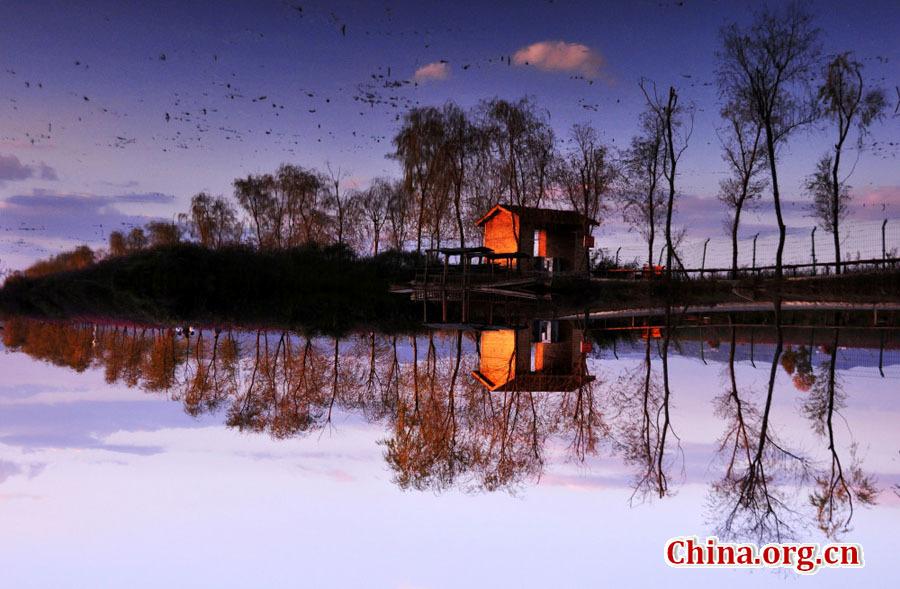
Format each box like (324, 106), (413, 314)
(31, 2), (883, 280)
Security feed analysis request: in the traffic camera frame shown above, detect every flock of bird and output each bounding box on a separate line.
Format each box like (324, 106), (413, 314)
(2, 1), (897, 164)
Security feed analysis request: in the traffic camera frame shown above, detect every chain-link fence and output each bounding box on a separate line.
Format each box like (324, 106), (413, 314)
(599, 218), (900, 277)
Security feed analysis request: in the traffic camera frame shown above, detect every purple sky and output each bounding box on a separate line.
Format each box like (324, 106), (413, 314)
(0, 0), (898, 270)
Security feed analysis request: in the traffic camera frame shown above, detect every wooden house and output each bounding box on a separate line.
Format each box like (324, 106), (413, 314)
(475, 204), (597, 273)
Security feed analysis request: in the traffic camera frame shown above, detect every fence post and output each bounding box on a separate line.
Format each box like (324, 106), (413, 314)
(615, 246), (621, 267)
(811, 226), (817, 275)
(883, 219), (888, 270)
(700, 238), (710, 278)
(752, 233), (759, 272)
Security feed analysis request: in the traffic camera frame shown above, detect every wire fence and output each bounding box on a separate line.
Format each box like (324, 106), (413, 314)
(599, 218), (900, 277)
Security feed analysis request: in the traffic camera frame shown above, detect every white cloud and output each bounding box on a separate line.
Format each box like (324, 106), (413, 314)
(413, 61), (450, 82)
(512, 41), (605, 78)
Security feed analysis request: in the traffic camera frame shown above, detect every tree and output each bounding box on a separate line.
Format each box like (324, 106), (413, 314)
(180, 192), (242, 248)
(358, 178), (391, 255)
(718, 2), (820, 278)
(392, 107), (446, 254)
(717, 103), (767, 279)
(322, 163), (358, 249)
(640, 81), (692, 280)
(805, 156), (850, 266)
(234, 173), (278, 249)
(145, 220), (182, 248)
(809, 53), (886, 273)
(108, 230), (127, 257)
(125, 227), (148, 251)
(555, 123), (614, 273)
(23, 245), (96, 277)
(478, 97), (555, 209)
(442, 103), (477, 248)
(618, 111), (666, 268)
(386, 179), (413, 251)
(276, 163), (325, 246)
(802, 329), (877, 538)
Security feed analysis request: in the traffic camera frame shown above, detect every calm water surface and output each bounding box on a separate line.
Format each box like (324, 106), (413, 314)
(1, 316), (898, 587)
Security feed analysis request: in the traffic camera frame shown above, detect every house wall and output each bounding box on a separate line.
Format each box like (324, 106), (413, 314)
(482, 210), (520, 255)
(479, 328), (531, 388)
(481, 208), (592, 272)
(533, 323), (584, 374)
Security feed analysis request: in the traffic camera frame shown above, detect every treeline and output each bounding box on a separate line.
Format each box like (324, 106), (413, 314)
(13, 3), (889, 283)
(1, 243), (420, 332)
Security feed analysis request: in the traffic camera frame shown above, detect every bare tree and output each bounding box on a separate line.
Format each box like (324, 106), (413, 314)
(807, 54), (886, 273)
(125, 227), (148, 251)
(555, 123), (614, 273)
(358, 177), (392, 255)
(145, 220), (182, 248)
(234, 173), (277, 249)
(618, 112), (666, 268)
(386, 179), (413, 251)
(802, 329), (878, 537)
(717, 103), (767, 278)
(478, 97), (556, 209)
(277, 164), (325, 247)
(108, 230), (127, 257)
(442, 102), (477, 248)
(391, 107), (446, 254)
(718, 2), (820, 278)
(322, 163), (357, 249)
(708, 319), (811, 543)
(179, 192), (242, 248)
(639, 81), (692, 277)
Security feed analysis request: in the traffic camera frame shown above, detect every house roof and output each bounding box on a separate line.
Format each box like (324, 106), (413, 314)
(426, 246), (494, 256)
(475, 204), (598, 228)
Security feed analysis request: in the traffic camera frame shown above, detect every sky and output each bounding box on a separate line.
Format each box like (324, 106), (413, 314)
(0, 0), (898, 270)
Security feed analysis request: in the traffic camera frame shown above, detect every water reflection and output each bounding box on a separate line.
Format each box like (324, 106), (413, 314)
(2, 309), (898, 542)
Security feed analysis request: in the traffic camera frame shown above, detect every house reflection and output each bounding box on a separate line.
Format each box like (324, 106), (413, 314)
(472, 320), (595, 392)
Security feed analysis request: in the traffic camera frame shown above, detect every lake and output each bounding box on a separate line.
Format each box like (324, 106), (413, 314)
(1, 309), (898, 587)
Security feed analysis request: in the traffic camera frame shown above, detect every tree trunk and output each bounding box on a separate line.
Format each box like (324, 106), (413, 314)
(731, 213), (740, 280)
(763, 119), (786, 280)
(831, 135), (845, 275)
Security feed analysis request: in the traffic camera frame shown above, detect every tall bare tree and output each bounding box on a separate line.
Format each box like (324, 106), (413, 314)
(322, 163), (357, 250)
(180, 192), (242, 248)
(555, 123), (614, 273)
(640, 81), (692, 278)
(391, 107), (446, 254)
(478, 97), (556, 209)
(108, 230), (127, 257)
(386, 179), (413, 251)
(359, 177), (392, 255)
(234, 173), (278, 249)
(145, 220), (182, 247)
(718, 2), (820, 278)
(442, 103), (477, 248)
(618, 111), (666, 268)
(717, 104), (767, 278)
(277, 163), (325, 247)
(807, 53), (886, 273)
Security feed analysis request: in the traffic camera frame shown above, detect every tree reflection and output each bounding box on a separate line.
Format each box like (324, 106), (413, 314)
(2, 313), (886, 536)
(610, 333), (669, 502)
(709, 308), (812, 543)
(802, 328), (878, 538)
